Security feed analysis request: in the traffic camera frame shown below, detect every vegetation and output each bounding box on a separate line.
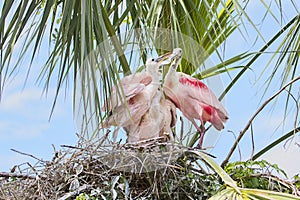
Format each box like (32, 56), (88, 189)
(0, 0), (299, 199)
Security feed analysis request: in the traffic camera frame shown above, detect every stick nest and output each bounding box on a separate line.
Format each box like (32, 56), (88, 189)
(0, 139), (218, 200)
(1, 137), (299, 199)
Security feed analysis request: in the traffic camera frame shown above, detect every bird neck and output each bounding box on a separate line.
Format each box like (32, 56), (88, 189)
(165, 56), (181, 83)
(165, 67), (177, 81)
(146, 67), (161, 83)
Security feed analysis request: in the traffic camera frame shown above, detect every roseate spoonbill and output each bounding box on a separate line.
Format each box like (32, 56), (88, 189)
(102, 52), (173, 129)
(159, 97), (177, 139)
(163, 48), (228, 149)
(125, 89), (177, 143)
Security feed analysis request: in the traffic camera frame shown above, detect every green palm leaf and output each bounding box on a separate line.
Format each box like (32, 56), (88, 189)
(0, 0), (242, 137)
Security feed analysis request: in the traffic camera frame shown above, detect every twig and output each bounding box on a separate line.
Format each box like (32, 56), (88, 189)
(250, 124), (255, 159)
(0, 172), (36, 179)
(10, 149), (45, 163)
(221, 75), (300, 168)
(228, 130), (242, 161)
(283, 89), (299, 148)
(180, 116), (184, 144)
(60, 144), (85, 150)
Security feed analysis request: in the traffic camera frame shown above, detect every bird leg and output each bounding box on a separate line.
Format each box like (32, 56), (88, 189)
(197, 124), (205, 149)
(191, 119), (205, 149)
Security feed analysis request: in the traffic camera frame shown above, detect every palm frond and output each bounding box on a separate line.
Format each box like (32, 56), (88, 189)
(219, 14), (300, 101)
(209, 186), (300, 200)
(252, 126), (300, 160)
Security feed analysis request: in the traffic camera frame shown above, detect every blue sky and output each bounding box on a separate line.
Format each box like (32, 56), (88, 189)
(0, 1), (299, 178)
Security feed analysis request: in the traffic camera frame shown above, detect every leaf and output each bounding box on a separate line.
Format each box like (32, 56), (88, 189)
(111, 175), (120, 200)
(188, 150), (240, 193)
(209, 186), (300, 200)
(69, 178), (80, 191)
(219, 14), (300, 101)
(75, 164), (84, 176)
(241, 188), (300, 200)
(208, 187), (243, 200)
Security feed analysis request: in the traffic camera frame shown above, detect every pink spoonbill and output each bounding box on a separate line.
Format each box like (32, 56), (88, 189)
(163, 48), (229, 149)
(125, 88), (177, 143)
(102, 52), (173, 129)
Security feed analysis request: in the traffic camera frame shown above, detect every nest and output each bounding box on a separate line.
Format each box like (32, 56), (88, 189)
(2, 134), (299, 199)
(0, 137), (219, 200)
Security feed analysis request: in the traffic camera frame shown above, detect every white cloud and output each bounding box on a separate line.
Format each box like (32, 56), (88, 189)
(0, 73), (70, 139)
(254, 113), (288, 136)
(0, 120), (49, 138)
(261, 136), (300, 178)
(0, 88), (43, 112)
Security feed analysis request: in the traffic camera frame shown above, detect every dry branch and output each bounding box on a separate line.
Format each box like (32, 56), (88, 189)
(0, 140), (213, 199)
(222, 75), (300, 167)
(0, 172), (36, 180)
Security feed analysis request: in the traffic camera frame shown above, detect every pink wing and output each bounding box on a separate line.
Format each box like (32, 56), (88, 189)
(102, 72), (152, 111)
(178, 72), (228, 121)
(120, 72), (152, 86)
